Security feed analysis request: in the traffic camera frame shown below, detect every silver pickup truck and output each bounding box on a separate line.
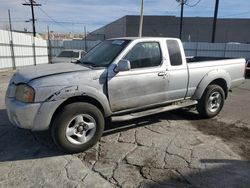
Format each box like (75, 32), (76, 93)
(5, 37), (245, 153)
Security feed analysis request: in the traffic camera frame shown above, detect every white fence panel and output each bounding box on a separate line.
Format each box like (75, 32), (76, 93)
(35, 38), (49, 65)
(0, 29), (49, 69)
(0, 30), (12, 69)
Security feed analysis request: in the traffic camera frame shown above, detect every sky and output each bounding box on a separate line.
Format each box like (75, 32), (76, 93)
(1, 0), (250, 34)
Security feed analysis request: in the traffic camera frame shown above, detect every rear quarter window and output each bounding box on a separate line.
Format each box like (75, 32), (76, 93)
(167, 40), (183, 66)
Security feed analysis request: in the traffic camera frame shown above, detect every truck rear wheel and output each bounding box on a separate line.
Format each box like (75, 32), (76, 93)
(51, 102), (104, 153)
(197, 85), (225, 118)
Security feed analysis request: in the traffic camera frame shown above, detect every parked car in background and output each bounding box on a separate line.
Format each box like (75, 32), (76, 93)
(246, 60), (250, 77)
(51, 50), (86, 64)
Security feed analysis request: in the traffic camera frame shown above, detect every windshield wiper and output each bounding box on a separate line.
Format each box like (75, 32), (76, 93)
(80, 61), (97, 68)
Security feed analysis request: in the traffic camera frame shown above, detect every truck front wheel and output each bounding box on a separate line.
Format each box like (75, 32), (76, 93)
(197, 85), (225, 118)
(51, 102), (104, 153)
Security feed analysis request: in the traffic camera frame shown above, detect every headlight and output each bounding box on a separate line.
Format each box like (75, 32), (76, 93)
(15, 84), (35, 103)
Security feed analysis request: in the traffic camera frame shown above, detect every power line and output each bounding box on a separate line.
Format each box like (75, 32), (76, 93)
(0, 18), (86, 25)
(38, 20), (86, 24)
(0, 20), (27, 23)
(165, 0), (180, 15)
(185, 0), (202, 7)
(37, 6), (73, 31)
(176, 0), (202, 40)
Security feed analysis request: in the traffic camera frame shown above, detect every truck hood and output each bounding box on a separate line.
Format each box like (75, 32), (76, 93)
(13, 63), (91, 84)
(51, 57), (73, 63)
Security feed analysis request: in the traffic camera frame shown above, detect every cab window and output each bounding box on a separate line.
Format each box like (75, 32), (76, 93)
(124, 42), (162, 69)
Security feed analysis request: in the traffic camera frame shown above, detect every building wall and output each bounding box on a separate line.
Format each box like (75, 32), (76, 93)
(92, 17), (127, 39)
(91, 16), (250, 43)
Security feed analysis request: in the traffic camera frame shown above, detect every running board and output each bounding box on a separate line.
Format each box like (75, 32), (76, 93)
(111, 100), (198, 122)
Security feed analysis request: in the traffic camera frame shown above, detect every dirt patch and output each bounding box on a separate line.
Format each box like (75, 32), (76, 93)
(174, 110), (250, 160)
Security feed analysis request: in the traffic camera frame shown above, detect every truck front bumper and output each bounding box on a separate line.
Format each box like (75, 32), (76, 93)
(5, 97), (65, 131)
(5, 97), (41, 130)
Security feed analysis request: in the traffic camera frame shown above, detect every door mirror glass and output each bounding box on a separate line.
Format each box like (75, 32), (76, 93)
(71, 58), (79, 63)
(114, 59), (131, 72)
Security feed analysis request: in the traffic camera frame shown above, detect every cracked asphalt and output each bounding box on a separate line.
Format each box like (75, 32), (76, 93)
(0, 70), (250, 188)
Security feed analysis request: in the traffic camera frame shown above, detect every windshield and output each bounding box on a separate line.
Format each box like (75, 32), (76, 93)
(58, 51), (79, 58)
(80, 40), (131, 67)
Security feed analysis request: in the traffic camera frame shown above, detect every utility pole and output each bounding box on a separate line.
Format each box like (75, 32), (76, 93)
(177, 0), (186, 40)
(212, 0), (219, 43)
(179, 0), (184, 40)
(22, 0), (41, 37)
(139, 0), (144, 37)
(8, 9), (16, 70)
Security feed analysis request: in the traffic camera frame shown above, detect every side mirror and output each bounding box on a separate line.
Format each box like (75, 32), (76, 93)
(114, 59), (131, 73)
(71, 59), (80, 64)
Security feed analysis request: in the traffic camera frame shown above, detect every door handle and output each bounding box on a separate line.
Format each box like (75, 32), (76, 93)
(158, 72), (168, 77)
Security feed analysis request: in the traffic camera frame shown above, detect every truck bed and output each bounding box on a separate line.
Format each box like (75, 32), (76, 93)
(185, 57), (245, 98)
(186, 56), (236, 63)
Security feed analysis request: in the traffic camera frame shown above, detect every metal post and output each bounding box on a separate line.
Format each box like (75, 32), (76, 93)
(179, 0), (184, 40)
(8, 9), (16, 70)
(32, 36), (37, 66)
(139, 0), (144, 37)
(224, 43), (227, 57)
(47, 25), (52, 64)
(196, 41), (198, 56)
(84, 26), (87, 52)
(212, 0), (219, 43)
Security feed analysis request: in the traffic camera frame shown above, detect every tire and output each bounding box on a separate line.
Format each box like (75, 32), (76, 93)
(197, 85), (225, 118)
(51, 102), (104, 153)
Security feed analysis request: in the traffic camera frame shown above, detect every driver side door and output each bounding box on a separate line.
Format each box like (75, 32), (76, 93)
(107, 41), (169, 112)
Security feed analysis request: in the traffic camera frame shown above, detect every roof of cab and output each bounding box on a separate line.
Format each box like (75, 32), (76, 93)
(108, 37), (179, 41)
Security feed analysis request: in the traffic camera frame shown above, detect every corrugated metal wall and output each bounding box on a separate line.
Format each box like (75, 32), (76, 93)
(63, 40), (101, 52)
(184, 42), (250, 59)
(0, 30), (12, 69)
(0, 29), (101, 69)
